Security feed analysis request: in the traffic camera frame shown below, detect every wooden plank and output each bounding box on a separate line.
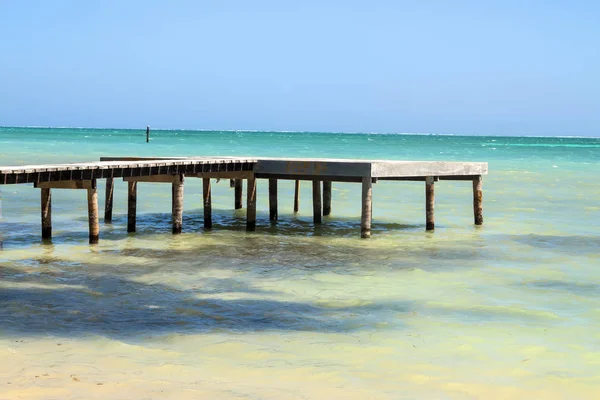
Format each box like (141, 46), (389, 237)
(196, 171), (254, 179)
(361, 177), (372, 238)
(124, 175), (179, 183)
(35, 180), (95, 189)
(255, 173), (365, 183)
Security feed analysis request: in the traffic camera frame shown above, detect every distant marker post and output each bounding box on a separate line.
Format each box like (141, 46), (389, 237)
(146, 126), (150, 143)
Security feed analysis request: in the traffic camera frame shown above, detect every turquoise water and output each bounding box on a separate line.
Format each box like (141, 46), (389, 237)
(1, 127), (600, 399)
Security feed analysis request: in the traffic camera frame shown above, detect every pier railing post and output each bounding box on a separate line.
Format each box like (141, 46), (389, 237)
(246, 177), (257, 231)
(203, 178), (212, 229)
(293, 180), (300, 213)
(269, 179), (278, 222)
(104, 177), (114, 223)
(127, 181), (137, 233)
(234, 179), (243, 210)
(87, 179), (99, 244)
(41, 188), (52, 240)
(473, 175), (483, 225)
(323, 181), (332, 216)
(425, 176), (435, 231)
(312, 180), (322, 224)
(361, 177), (372, 238)
(172, 174), (184, 234)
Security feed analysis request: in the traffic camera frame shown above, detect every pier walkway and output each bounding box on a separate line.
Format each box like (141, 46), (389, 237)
(0, 157), (487, 243)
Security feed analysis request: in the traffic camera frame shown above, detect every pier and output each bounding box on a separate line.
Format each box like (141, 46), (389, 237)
(0, 157), (487, 243)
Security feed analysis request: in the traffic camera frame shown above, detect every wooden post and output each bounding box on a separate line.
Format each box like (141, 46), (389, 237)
(41, 188), (52, 240)
(172, 174), (184, 234)
(246, 177), (257, 231)
(473, 175), (483, 225)
(127, 181), (137, 233)
(361, 177), (372, 238)
(312, 180), (322, 224)
(234, 179), (243, 210)
(203, 178), (212, 229)
(323, 181), (332, 216)
(425, 176), (435, 231)
(269, 179), (278, 221)
(293, 180), (300, 213)
(87, 180), (99, 244)
(104, 177), (114, 223)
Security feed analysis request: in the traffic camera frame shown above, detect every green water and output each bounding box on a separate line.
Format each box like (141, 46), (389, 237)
(1, 127), (599, 399)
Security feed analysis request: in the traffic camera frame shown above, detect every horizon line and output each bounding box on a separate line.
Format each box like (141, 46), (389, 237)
(0, 125), (598, 139)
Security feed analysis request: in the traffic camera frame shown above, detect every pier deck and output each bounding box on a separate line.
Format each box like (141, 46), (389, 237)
(0, 157), (487, 242)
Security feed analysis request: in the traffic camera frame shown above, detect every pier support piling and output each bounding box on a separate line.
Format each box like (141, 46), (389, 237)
(87, 180), (99, 244)
(473, 175), (483, 225)
(203, 178), (212, 229)
(127, 181), (137, 233)
(323, 181), (332, 216)
(104, 177), (114, 223)
(361, 177), (372, 238)
(41, 188), (52, 240)
(246, 177), (257, 231)
(312, 180), (322, 224)
(234, 179), (243, 210)
(269, 179), (278, 221)
(294, 180), (300, 213)
(172, 174), (184, 234)
(425, 176), (435, 231)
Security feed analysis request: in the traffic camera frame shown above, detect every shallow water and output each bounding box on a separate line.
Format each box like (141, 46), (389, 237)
(1, 128), (600, 399)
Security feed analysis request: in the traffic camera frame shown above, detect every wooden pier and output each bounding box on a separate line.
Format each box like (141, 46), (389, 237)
(0, 157), (487, 243)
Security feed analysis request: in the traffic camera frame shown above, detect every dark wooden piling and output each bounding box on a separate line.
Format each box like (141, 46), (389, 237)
(246, 177), (257, 231)
(104, 177), (114, 223)
(87, 180), (99, 244)
(269, 179), (278, 221)
(234, 179), (243, 210)
(473, 175), (483, 225)
(312, 180), (322, 224)
(41, 188), (52, 240)
(425, 176), (435, 231)
(294, 180), (300, 213)
(361, 177), (372, 238)
(172, 175), (184, 234)
(203, 178), (212, 229)
(127, 181), (137, 233)
(323, 181), (332, 216)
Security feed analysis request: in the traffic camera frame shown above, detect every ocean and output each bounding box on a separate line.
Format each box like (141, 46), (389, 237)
(1, 127), (599, 399)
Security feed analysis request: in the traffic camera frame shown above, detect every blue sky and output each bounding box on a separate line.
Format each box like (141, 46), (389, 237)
(1, 0), (599, 135)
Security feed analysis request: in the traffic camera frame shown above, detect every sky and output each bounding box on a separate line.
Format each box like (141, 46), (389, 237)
(0, 0), (599, 136)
